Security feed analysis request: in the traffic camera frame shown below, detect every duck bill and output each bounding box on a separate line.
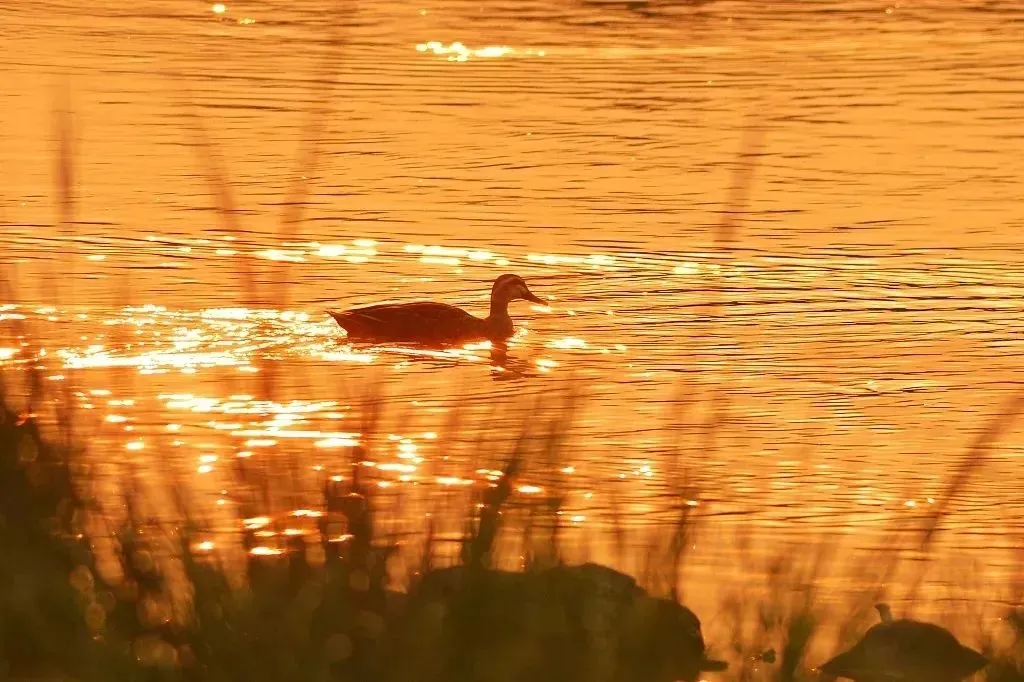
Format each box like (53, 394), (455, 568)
(523, 289), (546, 305)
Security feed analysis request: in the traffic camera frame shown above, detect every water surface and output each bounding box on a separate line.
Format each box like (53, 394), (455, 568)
(2, 0), (1023, 616)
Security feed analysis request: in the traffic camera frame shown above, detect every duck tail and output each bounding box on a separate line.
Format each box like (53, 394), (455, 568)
(327, 310), (356, 332)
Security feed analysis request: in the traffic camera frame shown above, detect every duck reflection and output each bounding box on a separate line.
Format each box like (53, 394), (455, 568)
(488, 341), (544, 381)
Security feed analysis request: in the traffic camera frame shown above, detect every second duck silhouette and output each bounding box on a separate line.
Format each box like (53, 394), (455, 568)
(328, 274), (545, 346)
(819, 603), (988, 682)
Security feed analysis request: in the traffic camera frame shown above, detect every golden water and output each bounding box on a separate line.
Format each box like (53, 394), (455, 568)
(2, 0), (1023, 619)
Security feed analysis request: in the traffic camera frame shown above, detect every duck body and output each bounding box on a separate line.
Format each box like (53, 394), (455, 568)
(820, 605), (988, 682)
(328, 302), (505, 345)
(328, 274), (542, 347)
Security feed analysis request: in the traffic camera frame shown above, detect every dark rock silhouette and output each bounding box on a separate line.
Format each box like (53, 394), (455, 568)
(387, 562), (726, 682)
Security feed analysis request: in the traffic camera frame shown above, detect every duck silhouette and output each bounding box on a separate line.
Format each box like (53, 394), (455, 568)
(328, 274), (544, 346)
(819, 603), (988, 682)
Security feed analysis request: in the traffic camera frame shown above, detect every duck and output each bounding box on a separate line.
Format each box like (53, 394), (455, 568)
(327, 274), (545, 346)
(819, 602), (988, 682)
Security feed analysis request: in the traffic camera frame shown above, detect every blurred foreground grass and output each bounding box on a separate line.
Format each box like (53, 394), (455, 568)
(0, 366), (1021, 682)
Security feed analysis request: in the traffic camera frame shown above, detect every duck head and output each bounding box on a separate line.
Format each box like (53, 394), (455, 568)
(490, 274), (545, 313)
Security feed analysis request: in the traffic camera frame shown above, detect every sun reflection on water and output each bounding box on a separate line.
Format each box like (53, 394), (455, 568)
(4, 239), (1014, 590)
(415, 41), (547, 62)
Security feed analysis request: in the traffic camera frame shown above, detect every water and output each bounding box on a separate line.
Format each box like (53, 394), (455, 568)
(2, 0), (1023, 615)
